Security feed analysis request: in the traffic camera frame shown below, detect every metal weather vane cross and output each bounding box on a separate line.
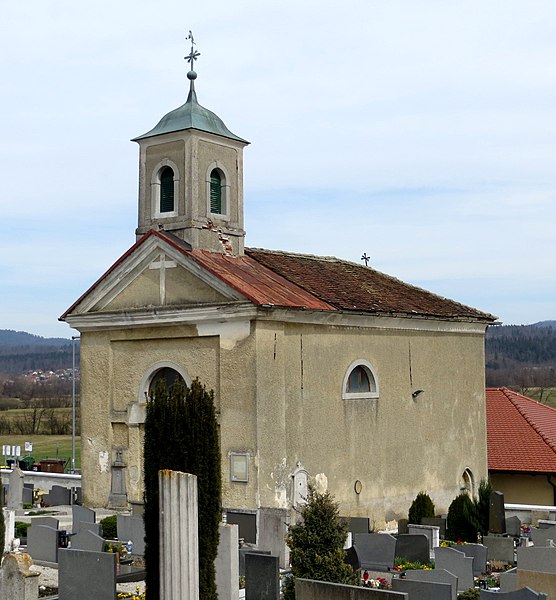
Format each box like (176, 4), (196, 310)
(185, 30), (200, 66)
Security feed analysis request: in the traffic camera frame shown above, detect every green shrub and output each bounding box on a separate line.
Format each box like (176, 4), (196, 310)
(15, 521), (31, 539)
(408, 491), (435, 525)
(473, 479), (493, 537)
(100, 515), (117, 539)
(458, 588), (480, 599)
(283, 487), (359, 600)
(446, 493), (477, 542)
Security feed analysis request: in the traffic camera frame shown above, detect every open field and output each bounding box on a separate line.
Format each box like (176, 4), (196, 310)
(0, 434), (80, 469)
(519, 387), (556, 408)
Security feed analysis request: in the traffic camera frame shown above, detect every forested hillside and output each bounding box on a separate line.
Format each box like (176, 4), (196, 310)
(485, 323), (556, 387)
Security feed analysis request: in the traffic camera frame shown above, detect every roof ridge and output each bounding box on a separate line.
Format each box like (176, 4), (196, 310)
(502, 387), (556, 454)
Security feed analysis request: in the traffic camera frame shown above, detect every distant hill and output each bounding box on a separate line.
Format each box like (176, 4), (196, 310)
(0, 329), (72, 347)
(486, 321), (556, 387)
(0, 329), (76, 376)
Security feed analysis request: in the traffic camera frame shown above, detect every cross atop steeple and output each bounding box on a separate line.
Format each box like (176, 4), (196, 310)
(185, 31), (200, 68)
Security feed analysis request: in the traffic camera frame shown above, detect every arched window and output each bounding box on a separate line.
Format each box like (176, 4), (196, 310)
(461, 469), (474, 496)
(342, 360), (379, 400)
(210, 169), (222, 214)
(159, 167), (175, 213)
(148, 366), (184, 398)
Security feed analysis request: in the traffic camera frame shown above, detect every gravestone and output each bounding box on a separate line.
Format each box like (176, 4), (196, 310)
(245, 553), (279, 600)
(507, 516), (522, 538)
(499, 567), (518, 593)
(490, 491), (506, 534)
(0, 552), (40, 600)
(58, 548), (117, 600)
(7, 467), (24, 510)
(350, 533), (397, 571)
(71, 528), (105, 552)
(480, 589), (548, 599)
(407, 523), (439, 550)
(216, 523), (239, 600)
(405, 569), (458, 600)
(517, 546), (556, 573)
(342, 516), (370, 534)
(459, 543), (488, 576)
(23, 485), (33, 506)
(239, 548), (271, 577)
(397, 518), (409, 534)
(422, 517), (447, 538)
(434, 546), (474, 591)
(395, 534), (430, 564)
(117, 514), (145, 555)
(3, 508), (16, 552)
(483, 534), (515, 563)
(531, 526), (556, 547)
(108, 449), (127, 509)
(392, 578), (452, 600)
(259, 507), (289, 568)
(44, 485), (71, 506)
(538, 520), (556, 529)
(33, 516), (59, 529)
(27, 524), (59, 563)
(295, 578), (408, 599)
(72, 505), (95, 530)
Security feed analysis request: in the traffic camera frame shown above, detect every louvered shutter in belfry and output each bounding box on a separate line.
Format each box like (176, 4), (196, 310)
(210, 170), (222, 214)
(160, 168), (174, 213)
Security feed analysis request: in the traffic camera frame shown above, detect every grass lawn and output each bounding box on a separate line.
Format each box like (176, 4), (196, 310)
(520, 387), (556, 408)
(0, 434), (80, 470)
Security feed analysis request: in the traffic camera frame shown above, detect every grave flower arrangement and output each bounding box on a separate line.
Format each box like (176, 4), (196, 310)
(392, 558), (434, 573)
(117, 585), (145, 600)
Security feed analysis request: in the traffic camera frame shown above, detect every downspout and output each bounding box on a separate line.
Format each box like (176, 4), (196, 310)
(547, 475), (556, 506)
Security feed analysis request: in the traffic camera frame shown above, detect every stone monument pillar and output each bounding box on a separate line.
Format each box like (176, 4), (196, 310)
(108, 449), (128, 509)
(0, 553), (40, 600)
(159, 470), (199, 600)
(7, 467), (24, 511)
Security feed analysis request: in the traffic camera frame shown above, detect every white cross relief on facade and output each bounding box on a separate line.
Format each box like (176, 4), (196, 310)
(149, 252), (177, 305)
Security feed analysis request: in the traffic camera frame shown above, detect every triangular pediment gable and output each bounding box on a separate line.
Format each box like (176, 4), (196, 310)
(64, 234), (247, 318)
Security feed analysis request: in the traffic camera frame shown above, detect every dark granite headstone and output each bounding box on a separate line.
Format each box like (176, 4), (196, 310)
(239, 548), (271, 577)
(245, 553), (279, 600)
(480, 588), (548, 599)
(27, 524), (59, 563)
(44, 485), (71, 506)
(537, 520), (556, 529)
(58, 548), (117, 600)
(72, 505), (96, 529)
(350, 533), (397, 571)
(422, 516), (446, 538)
(23, 484), (33, 506)
(392, 578), (451, 600)
(341, 516), (370, 534)
(71, 529), (105, 552)
(489, 491), (506, 534)
(483, 534), (515, 563)
(395, 534), (430, 564)
(405, 569), (457, 600)
(397, 518), (409, 534)
(75, 487), (83, 505)
(506, 516), (522, 537)
(117, 514), (145, 555)
(227, 511), (257, 544)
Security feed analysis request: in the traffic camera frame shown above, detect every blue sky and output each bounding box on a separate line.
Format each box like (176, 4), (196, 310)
(1, 1), (555, 338)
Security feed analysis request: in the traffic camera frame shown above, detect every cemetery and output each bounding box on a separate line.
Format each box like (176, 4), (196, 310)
(4, 465), (556, 599)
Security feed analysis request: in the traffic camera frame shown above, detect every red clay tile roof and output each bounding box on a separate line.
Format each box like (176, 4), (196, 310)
(486, 387), (556, 473)
(245, 248), (495, 321)
(61, 230), (496, 322)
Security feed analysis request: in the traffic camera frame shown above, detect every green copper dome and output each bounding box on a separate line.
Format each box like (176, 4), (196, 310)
(133, 72), (248, 143)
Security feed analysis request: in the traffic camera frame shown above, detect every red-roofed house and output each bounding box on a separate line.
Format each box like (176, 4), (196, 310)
(487, 387), (556, 505)
(61, 54), (496, 542)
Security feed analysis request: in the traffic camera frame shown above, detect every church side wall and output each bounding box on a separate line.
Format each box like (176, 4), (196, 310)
(253, 319), (488, 529)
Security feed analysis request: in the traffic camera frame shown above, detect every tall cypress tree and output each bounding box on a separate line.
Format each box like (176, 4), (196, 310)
(143, 377), (221, 600)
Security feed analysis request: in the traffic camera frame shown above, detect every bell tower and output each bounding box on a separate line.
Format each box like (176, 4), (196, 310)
(133, 34), (249, 256)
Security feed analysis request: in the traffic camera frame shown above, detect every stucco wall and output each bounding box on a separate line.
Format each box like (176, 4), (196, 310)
(491, 472), (555, 506)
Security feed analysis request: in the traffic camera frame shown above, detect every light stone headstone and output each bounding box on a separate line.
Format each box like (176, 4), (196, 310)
(70, 528), (105, 552)
(258, 507), (289, 569)
(159, 470), (199, 600)
(404, 568), (458, 600)
(0, 552), (40, 600)
(517, 546), (556, 573)
(537, 520), (556, 529)
(395, 534), (430, 564)
(216, 523), (239, 600)
(392, 578), (451, 600)
(27, 524), (59, 564)
(407, 523), (440, 550)
(33, 516), (59, 529)
(480, 588), (548, 599)
(490, 491), (506, 534)
(245, 553), (280, 600)
(506, 516), (522, 537)
(58, 548), (117, 600)
(117, 514), (145, 555)
(499, 567), (518, 593)
(352, 533), (397, 571)
(531, 526), (556, 547)
(3, 507), (16, 552)
(7, 467), (24, 510)
(72, 505), (96, 531)
(483, 534), (515, 563)
(434, 546), (474, 591)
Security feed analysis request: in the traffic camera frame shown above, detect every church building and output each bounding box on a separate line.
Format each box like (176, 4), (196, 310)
(61, 41), (496, 540)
